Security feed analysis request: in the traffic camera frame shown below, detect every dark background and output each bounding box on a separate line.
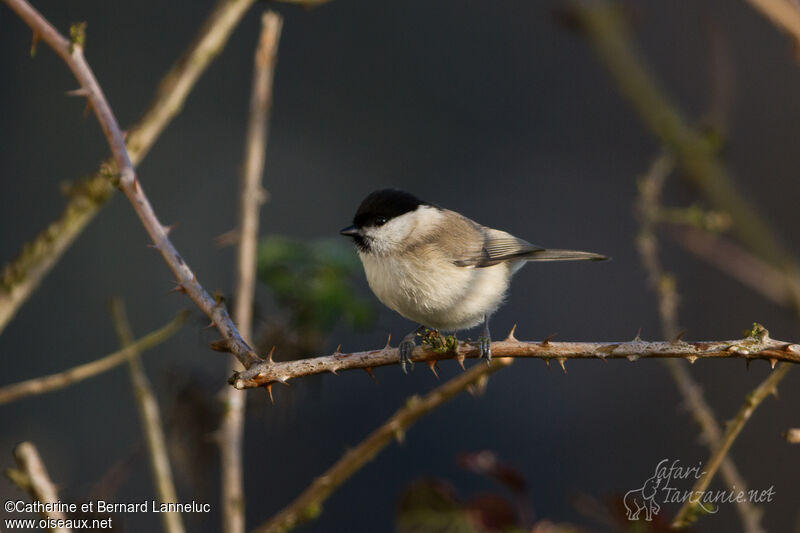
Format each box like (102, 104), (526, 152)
(2, 0), (800, 531)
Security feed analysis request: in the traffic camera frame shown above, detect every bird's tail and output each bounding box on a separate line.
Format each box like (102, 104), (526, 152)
(524, 249), (608, 262)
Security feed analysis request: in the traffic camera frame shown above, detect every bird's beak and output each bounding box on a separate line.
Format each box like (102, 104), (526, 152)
(339, 225), (359, 237)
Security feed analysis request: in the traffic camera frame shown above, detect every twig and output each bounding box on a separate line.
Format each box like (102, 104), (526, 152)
(669, 225), (799, 309)
(672, 362), (792, 528)
(3, 0), (264, 371)
(0, 0), (257, 336)
(111, 299), (184, 533)
(0, 311), (188, 406)
(219, 12), (282, 533)
(6, 442), (71, 533)
(746, 0), (800, 49)
(232, 330), (800, 389)
(254, 357), (513, 533)
(635, 154), (764, 533)
(567, 1), (791, 268)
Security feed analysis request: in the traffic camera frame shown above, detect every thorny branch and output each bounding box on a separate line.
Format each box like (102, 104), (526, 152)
(0, 311), (187, 406)
(2, 0), (264, 370)
(232, 329), (800, 390)
(111, 300), (184, 533)
(635, 154), (764, 533)
(254, 358), (513, 533)
(5, 442), (70, 533)
(0, 0), (257, 336)
(219, 12), (282, 533)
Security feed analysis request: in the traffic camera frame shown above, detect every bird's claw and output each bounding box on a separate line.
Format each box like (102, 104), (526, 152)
(399, 336), (416, 374)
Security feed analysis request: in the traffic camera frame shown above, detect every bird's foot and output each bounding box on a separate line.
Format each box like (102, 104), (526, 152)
(478, 335), (492, 364)
(478, 314), (492, 364)
(399, 326), (425, 374)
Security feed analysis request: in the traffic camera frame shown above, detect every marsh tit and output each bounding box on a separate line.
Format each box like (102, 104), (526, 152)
(340, 189), (607, 372)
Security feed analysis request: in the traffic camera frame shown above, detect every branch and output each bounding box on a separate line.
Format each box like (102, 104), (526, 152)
(0, 0), (256, 336)
(254, 357), (512, 533)
(669, 225), (800, 310)
(231, 329), (800, 389)
(219, 12), (282, 533)
(566, 1), (791, 268)
(635, 153), (764, 533)
(0, 311), (187, 406)
(672, 362), (792, 528)
(3, 0), (264, 370)
(6, 442), (71, 533)
(746, 0), (800, 49)
(111, 300), (184, 533)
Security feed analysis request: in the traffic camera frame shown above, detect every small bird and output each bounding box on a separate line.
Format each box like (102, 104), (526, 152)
(340, 189), (607, 372)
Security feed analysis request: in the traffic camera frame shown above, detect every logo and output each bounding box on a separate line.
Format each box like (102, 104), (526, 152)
(624, 459), (776, 521)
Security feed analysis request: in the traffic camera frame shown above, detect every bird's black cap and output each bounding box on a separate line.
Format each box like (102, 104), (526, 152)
(351, 189), (428, 229)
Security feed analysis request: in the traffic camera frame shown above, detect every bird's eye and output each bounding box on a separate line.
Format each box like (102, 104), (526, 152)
(375, 216), (387, 226)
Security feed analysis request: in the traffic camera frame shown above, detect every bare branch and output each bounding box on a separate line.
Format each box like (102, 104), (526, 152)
(111, 299), (184, 533)
(0, 311), (187, 406)
(669, 225), (799, 309)
(254, 358), (513, 533)
(635, 153), (764, 533)
(219, 12), (282, 533)
(231, 330), (800, 389)
(0, 0), (256, 337)
(6, 442), (71, 533)
(567, 1), (791, 268)
(672, 362), (792, 528)
(3, 0), (264, 370)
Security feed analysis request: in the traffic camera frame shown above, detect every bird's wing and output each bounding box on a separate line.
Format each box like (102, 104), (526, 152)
(452, 226), (543, 268)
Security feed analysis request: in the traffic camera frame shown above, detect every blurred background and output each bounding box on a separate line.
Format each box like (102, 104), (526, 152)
(2, 0), (800, 531)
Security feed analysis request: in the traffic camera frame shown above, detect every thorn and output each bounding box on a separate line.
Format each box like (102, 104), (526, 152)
(146, 243), (159, 249)
(267, 346), (275, 363)
(334, 344), (342, 355)
(426, 360), (439, 380)
(210, 339), (230, 352)
(634, 327), (643, 342)
(384, 333), (392, 350)
(330, 367), (339, 375)
(265, 383), (274, 404)
(163, 224), (176, 236)
(686, 355), (697, 364)
(541, 332), (558, 346)
(30, 31), (40, 57)
(65, 87), (89, 97)
(770, 358), (778, 369)
(166, 284), (186, 295)
(505, 324), (518, 342)
(556, 357), (567, 373)
(364, 367), (377, 383)
(455, 353), (466, 371)
(82, 100), (92, 118)
(544, 358), (551, 369)
(204, 321), (215, 330)
(671, 329), (687, 343)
